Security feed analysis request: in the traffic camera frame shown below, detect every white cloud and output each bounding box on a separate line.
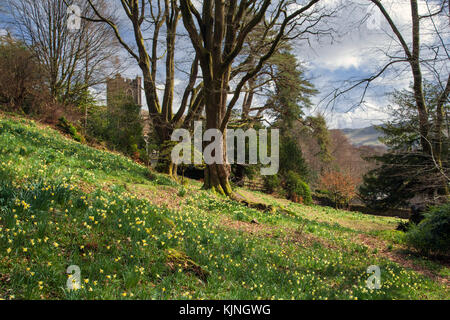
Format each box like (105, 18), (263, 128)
(322, 100), (392, 129)
(293, 0), (448, 128)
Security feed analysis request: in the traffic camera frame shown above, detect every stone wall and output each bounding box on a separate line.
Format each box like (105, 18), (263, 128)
(106, 74), (142, 107)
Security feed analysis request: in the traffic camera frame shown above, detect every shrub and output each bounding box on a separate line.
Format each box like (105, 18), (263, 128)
(279, 136), (309, 179)
(87, 101), (145, 159)
(178, 187), (187, 197)
(155, 140), (178, 174)
(283, 171), (312, 205)
(396, 221), (411, 232)
(263, 175), (280, 194)
(106, 101), (144, 156)
(319, 170), (357, 209)
(0, 36), (46, 113)
(405, 203), (450, 256)
(57, 117), (85, 143)
(312, 190), (335, 207)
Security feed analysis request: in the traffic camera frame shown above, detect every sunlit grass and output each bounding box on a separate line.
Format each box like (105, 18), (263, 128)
(0, 115), (448, 300)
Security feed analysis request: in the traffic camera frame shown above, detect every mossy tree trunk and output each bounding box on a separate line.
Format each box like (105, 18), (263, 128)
(200, 64), (233, 196)
(154, 132), (178, 179)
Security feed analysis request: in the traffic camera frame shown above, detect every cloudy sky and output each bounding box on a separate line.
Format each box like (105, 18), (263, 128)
(1, 0), (448, 129)
(296, 0), (449, 128)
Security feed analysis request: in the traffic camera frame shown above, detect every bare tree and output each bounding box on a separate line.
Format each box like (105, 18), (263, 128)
(8, 0), (121, 104)
(0, 35), (45, 112)
(370, 0), (449, 194)
(179, 0), (329, 195)
(324, 0), (449, 191)
(84, 0), (203, 176)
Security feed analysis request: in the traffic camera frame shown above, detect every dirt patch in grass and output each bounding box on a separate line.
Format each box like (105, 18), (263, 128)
(357, 234), (449, 287)
(128, 183), (193, 210)
(220, 217), (275, 236)
(283, 227), (340, 250)
(77, 181), (97, 194)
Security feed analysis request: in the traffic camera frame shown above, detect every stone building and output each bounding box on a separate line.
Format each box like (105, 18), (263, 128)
(106, 74), (142, 107)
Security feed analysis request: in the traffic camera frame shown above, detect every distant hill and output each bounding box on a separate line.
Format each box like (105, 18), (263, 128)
(339, 126), (385, 147)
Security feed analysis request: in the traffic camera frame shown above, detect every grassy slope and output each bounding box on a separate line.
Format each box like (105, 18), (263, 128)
(0, 114), (448, 300)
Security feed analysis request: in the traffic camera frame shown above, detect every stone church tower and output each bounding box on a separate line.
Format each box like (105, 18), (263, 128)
(106, 74), (142, 107)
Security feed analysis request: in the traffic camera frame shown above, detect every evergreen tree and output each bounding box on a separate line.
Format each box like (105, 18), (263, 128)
(360, 83), (449, 209)
(267, 51), (317, 132)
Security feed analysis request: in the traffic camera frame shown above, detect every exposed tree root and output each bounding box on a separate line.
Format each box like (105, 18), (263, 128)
(166, 248), (209, 282)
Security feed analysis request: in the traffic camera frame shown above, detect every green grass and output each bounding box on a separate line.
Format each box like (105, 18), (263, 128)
(0, 114), (448, 300)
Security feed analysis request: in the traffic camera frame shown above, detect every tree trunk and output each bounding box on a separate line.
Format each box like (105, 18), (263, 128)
(155, 140), (178, 178)
(410, 0), (431, 155)
(204, 163), (232, 196)
(202, 78), (233, 196)
(139, 62), (177, 177)
(434, 76), (450, 196)
(152, 120), (177, 178)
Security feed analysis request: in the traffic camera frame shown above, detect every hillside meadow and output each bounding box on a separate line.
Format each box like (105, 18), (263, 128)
(0, 113), (448, 300)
